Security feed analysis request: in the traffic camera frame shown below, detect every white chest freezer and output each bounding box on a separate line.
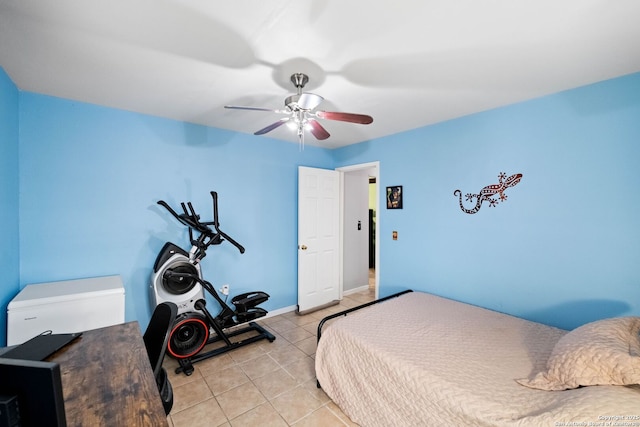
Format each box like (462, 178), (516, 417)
(7, 275), (125, 346)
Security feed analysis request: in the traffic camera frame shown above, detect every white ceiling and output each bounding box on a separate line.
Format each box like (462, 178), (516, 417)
(1, 0), (639, 148)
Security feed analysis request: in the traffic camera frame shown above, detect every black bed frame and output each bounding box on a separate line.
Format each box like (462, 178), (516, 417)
(316, 289), (413, 388)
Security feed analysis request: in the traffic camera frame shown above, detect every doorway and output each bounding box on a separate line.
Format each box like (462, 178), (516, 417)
(368, 176), (376, 292)
(338, 162), (379, 299)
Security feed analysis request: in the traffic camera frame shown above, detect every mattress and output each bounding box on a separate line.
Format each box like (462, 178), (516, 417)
(315, 292), (640, 426)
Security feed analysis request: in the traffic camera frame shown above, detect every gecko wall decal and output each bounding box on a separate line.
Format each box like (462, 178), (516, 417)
(454, 172), (523, 214)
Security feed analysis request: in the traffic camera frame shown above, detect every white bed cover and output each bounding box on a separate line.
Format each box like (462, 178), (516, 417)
(315, 292), (640, 427)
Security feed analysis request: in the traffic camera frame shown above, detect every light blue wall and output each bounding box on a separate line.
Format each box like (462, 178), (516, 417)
(335, 72), (640, 330)
(3, 69), (639, 346)
(0, 69), (20, 346)
(17, 93), (334, 342)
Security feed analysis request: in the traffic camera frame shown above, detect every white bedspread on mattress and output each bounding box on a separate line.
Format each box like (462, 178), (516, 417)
(315, 292), (640, 427)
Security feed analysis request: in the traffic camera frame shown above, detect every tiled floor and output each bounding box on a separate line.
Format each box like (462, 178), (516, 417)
(164, 287), (375, 427)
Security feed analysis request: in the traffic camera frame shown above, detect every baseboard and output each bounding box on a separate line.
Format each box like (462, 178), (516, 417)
(343, 285), (370, 296)
(263, 305), (297, 318)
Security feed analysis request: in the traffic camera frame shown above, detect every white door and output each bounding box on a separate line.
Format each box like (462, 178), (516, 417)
(297, 166), (341, 313)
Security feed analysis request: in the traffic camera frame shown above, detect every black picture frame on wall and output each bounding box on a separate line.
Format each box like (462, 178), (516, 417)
(386, 186), (403, 209)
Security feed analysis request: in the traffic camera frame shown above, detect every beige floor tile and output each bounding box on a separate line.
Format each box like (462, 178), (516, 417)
(280, 312), (318, 327)
(172, 378), (214, 413)
(337, 298), (360, 309)
(268, 343), (309, 366)
(270, 386), (325, 425)
(267, 318), (300, 334)
(347, 292), (375, 304)
(279, 326), (314, 344)
(239, 353), (280, 380)
(325, 402), (359, 427)
(194, 353), (236, 377)
(170, 397), (227, 427)
(260, 315), (288, 326)
(165, 357), (204, 388)
(261, 338), (279, 351)
(301, 379), (331, 405)
(227, 342), (266, 363)
(230, 402), (287, 427)
(302, 312), (322, 322)
(253, 368), (298, 400)
(216, 382), (266, 420)
(301, 322), (319, 335)
(294, 336), (317, 356)
(203, 365), (249, 396)
(307, 307), (336, 320)
(293, 406), (347, 426)
(257, 332), (287, 351)
(283, 357), (316, 383)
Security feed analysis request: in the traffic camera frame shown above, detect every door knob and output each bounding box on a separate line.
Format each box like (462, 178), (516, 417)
(300, 245), (308, 250)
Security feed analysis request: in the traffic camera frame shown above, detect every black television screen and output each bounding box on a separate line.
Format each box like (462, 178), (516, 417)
(0, 358), (66, 427)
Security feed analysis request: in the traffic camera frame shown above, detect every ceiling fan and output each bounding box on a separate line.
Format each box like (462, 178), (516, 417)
(224, 73), (373, 147)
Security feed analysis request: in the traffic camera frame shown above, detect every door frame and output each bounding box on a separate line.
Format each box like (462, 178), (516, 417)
(337, 161), (380, 300)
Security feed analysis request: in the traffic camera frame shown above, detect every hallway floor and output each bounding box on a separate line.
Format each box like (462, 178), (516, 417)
(164, 288), (375, 426)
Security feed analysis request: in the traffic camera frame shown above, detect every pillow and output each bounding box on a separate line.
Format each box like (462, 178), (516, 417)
(517, 316), (640, 391)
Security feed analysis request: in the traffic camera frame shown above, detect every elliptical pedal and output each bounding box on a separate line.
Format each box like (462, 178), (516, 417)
(236, 307), (268, 323)
(232, 291), (270, 313)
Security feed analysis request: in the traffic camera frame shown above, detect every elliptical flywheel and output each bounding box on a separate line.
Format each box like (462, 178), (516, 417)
(167, 313), (210, 359)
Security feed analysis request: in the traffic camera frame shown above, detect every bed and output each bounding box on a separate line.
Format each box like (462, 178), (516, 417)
(315, 290), (640, 427)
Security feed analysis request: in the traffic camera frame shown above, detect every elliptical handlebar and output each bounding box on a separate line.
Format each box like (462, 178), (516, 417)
(157, 191), (245, 256)
(157, 200), (203, 234)
(209, 191), (245, 254)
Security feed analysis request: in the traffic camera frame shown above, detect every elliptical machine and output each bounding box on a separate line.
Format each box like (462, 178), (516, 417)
(151, 191), (275, 375)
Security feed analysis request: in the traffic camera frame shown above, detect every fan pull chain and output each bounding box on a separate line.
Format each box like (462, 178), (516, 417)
(298, 126), (305, 151)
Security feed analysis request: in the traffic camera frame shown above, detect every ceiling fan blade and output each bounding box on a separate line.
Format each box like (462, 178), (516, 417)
(224, 105), (278, 112)
(316, 111), (373, 125)
(307, 119), (330, 140)
(254, 118), (290, 135)
(297, 93), (324, 110)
